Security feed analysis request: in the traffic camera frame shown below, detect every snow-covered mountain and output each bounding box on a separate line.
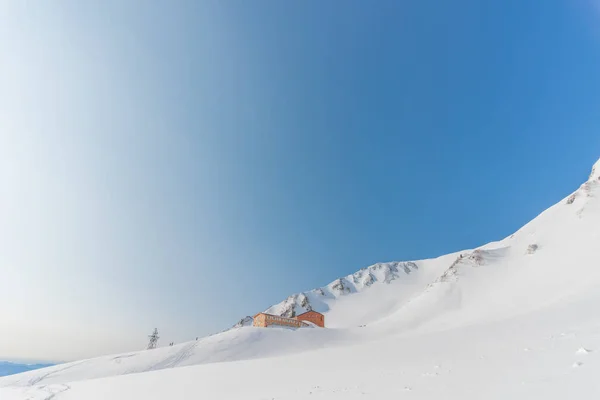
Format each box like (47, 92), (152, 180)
(231, 259), (434, 329)
(257, 261), (420, 318)
(2, 158), (600, 400)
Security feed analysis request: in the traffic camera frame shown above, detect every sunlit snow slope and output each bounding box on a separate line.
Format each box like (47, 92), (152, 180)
(2, 158), (600, 400)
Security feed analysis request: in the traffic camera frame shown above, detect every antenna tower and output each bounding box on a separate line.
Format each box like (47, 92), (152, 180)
(147, 328), (159, 350)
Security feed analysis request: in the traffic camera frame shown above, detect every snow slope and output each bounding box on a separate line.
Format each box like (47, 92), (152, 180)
(6, 300), (600, 400)
(2, 159), (600, 399)
(0, 253), (461, 389)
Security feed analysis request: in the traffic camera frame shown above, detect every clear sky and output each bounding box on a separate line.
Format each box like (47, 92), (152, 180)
(1, 0), (600, 362)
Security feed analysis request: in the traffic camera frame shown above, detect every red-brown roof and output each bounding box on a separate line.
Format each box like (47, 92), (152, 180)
(296, 310), (324, 318)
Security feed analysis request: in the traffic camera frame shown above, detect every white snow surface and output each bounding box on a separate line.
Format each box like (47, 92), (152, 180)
(590, 158), (600, 181)
(2, 159), (600, 399)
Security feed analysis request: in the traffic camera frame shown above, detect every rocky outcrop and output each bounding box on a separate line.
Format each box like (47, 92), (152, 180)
(526, 244), (538, 255)
(439, 248), (508, 282)
(233, 316), (254, 328)
(330, 278), (351, 294)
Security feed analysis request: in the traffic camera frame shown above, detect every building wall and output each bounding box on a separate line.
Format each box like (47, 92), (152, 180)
(296, 311), (325, 328)
(266, 315), (304, 328)
(253, 313), (267, 327)
(253, 313), (306, 328)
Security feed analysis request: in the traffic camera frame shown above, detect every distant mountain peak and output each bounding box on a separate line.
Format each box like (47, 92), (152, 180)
(253, 260), (420, 323)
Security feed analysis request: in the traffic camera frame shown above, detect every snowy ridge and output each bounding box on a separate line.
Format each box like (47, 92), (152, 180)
(590, 158), (600, 181)
(438, 247), (510, 283)
(260, 261), (419, 319)
(2, 158), (600, 400)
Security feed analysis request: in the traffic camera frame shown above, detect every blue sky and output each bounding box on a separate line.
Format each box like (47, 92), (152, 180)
(1, 0), (600, 361)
